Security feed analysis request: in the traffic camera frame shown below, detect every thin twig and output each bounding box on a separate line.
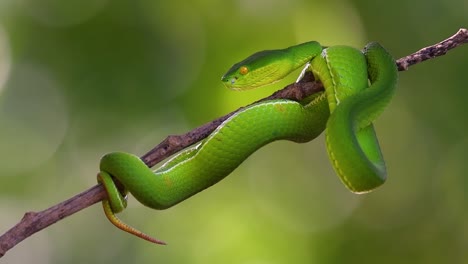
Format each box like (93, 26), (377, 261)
(1, 28), (467, 258)
(396, 28), (468, 70)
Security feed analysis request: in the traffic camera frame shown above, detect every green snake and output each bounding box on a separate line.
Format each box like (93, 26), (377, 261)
(97, 41), (398, 244)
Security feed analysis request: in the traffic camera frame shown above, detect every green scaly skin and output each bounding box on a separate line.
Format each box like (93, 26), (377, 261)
(97, 41), (398, 243)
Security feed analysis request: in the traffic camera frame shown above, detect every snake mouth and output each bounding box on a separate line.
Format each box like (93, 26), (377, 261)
(221, 74), (236, 81)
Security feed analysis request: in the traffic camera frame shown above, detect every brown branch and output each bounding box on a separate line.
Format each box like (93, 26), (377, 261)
(396, 28), (468, 70)
(1, 27), (467, 258)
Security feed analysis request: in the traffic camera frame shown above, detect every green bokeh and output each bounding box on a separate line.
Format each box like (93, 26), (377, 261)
(0, 0), (467, 263)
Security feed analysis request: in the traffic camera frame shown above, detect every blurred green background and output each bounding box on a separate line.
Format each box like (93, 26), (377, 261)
(0, 0), (467, 263)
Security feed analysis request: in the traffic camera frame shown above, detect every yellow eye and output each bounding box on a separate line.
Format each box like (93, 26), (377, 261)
(239, 66), (249, 75)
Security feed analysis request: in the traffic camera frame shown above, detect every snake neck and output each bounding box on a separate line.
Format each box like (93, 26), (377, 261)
(286, 41), (323, 70)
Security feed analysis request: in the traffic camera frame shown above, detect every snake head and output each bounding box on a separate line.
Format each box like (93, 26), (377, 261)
(221, 64), (251, 90)
(221, 41), (323, 91)
(221, 49), (291, 91)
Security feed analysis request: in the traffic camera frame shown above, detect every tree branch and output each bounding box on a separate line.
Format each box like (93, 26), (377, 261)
(396, 28), (468, 71)
(1, 28), (467, 258)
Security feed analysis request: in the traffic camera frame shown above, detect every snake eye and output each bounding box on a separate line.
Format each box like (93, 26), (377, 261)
(239, 66), (249, 75)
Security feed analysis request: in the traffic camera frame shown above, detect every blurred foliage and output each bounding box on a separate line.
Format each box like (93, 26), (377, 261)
(0, 0), (467, 263)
